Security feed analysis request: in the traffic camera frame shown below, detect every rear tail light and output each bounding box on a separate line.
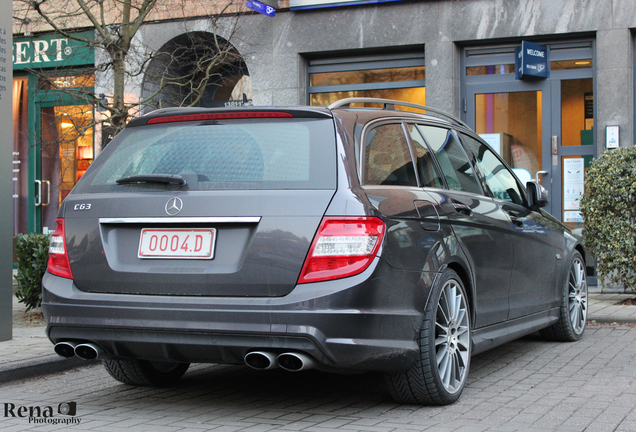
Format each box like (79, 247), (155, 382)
(47, 219), (73, 279)
(147, 112), (293, 124)
(297, 217), (385, 284)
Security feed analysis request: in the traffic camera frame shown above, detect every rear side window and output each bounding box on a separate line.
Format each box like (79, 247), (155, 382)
(417, 125), (482, 195)
(404, 123), (444, 189)
(74, 119), (336, 192)
(363, 123), (417, 187)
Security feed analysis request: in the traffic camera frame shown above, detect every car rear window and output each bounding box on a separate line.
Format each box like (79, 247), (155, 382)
(74, 118), (336, 192)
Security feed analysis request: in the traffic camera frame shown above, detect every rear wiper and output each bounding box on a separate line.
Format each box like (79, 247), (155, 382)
(116, 174), (186, 186)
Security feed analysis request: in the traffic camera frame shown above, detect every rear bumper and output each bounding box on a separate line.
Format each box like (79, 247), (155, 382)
(42, 259), (435, 373)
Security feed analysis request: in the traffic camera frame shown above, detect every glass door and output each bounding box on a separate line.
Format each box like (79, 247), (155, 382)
(36, 102), (94, 233)
(466, 80), (555, 215)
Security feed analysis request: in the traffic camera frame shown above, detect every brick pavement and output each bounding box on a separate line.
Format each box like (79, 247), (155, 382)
(1, 325), (636, 431)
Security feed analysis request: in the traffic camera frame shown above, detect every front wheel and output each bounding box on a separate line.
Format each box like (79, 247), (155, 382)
(385, 269), (471, 405)
(102, 358), (190, 387)
(540, 251), (587, 342)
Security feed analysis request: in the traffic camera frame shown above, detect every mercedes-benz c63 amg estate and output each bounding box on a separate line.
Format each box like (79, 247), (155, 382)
(43, 98), (588, 405)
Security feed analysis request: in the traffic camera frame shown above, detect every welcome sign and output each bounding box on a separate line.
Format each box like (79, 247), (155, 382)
(515, 41), (549, 80)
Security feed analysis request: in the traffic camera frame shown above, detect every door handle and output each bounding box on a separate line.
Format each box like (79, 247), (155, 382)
(452, 202), (473, 216)
(35, 180), (42, 207)
(535, 170), (548, 184)
(42, 180), (51, 207)
(505, 209), (524, 227)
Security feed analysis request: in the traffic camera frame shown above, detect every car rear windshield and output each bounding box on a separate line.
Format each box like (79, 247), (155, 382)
(73, 118), (337, 193)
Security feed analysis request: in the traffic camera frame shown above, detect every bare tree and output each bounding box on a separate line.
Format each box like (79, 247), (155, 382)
(13, 0), (250, 134)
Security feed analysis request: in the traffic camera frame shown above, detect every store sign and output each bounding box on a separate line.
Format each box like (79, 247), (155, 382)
(246, 0), (276, 16)
(13, 30), (94, 70)
(290, 0), (403, 10)
(515, 41), (549, 80)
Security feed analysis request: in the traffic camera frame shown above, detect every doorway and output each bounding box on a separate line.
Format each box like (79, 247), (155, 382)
(33, 74), (95, 234)
(463, 40), (596, 233)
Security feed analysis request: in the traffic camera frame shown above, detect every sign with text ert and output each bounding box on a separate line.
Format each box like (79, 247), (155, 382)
(515, 41), (549, 80)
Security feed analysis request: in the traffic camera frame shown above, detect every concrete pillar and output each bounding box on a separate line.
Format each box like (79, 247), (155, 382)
(596, 29), (634, 152)
(424, 40), (461, 118)
(0, 3), (12, 341)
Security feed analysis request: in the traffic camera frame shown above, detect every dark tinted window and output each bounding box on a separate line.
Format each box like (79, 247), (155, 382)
(417, 125), (481, 194)
(404, 123), (444, 188)
(74, 119), (336, 192)
(460, 133), (525, 205)
(363, 123), (417, 186)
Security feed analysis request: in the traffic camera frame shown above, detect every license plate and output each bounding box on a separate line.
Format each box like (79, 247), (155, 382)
(138, 228), (216, 259)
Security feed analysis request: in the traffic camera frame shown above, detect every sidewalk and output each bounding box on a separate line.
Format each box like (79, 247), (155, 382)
(1, 288), (635, 385)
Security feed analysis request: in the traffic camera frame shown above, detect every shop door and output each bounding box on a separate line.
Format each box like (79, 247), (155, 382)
(35, 100), (94, 233)
(466, 77), (596, 227)
(465, 80), (555, 214)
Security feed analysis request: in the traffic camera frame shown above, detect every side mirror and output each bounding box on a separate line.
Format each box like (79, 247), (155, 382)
(526, 181), (548, 210)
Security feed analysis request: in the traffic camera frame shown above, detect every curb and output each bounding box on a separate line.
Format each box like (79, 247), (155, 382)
(0, 355), (98, 384)
(588, 317), (636, 324)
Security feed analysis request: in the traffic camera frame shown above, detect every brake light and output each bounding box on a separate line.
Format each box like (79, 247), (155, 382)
(147, 112), (293, 125)
(47, 219), (73, 279)
(297, 217), (385, 284)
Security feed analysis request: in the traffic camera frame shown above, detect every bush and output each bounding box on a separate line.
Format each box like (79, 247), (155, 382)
(15, 233), (50, 311)
(580, 146), (636, 290)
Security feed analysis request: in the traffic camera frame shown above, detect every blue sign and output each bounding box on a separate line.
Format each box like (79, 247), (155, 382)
(246, 0), (276, 16)
(515, 41), (550, 80)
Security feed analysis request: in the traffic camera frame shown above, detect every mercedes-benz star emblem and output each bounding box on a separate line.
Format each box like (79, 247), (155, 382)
(165, 197), (183, 216)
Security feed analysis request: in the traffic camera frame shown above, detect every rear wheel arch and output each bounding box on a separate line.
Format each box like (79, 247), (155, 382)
(444, 261), (475, 327)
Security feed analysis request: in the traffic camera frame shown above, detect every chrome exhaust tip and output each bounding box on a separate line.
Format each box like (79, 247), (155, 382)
(54, 341), (78, 358)
(74, 343), (106, 360)
(277, 352), (315, 372)
(244, 351), (278, 370)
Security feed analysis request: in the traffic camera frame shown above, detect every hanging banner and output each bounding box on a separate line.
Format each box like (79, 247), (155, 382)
(246, 0), (276, 16)
(515, 41), (550, 80)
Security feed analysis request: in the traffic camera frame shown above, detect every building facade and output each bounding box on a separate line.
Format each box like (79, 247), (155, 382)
(12, 0), (636, 236)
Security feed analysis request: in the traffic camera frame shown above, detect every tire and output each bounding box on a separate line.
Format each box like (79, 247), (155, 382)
(102, 358), (190, 386)
(540, 251), (588, 342)
(385, 269), (471, 405)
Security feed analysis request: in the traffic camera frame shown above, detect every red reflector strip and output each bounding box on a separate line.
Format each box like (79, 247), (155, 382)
(147, 112), (293, 124)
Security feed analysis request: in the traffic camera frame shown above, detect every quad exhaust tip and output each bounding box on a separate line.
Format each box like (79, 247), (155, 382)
(244, 351), (279, 370)
(74, 343), (103, 360)
(244, 351), (317, 372)
(277, 352), (315, 372)
(54, 341), (77, 358)
(54, 342), (110, 360)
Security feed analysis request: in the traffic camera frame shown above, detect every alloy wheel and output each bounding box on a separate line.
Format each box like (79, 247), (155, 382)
(568, 257), (588, 334)
(435, 280), (470, 394)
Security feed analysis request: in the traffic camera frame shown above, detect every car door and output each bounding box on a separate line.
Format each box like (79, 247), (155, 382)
(459, 132), (557, 319)
(413, 124), (514, 328)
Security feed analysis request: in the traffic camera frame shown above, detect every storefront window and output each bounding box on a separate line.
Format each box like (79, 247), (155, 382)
(308, 51), (425, 110)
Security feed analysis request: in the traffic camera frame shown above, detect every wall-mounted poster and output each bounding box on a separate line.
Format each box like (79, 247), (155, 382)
(563, 158), (584, 211)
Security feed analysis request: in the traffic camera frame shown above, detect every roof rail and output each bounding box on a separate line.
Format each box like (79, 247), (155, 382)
(327, 97), (469, 129)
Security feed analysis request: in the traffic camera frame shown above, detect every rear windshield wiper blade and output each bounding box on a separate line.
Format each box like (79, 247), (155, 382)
(116, 174), (186, 186)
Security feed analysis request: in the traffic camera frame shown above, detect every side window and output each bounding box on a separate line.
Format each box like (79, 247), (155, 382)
(404, 124), (445, 188)
(417, 125), (481, 194)
(363, 123), (417, 186)
(461, 133), (526, 205)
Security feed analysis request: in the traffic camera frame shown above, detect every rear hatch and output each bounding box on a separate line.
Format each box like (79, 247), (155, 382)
(63, 109), (337, 297)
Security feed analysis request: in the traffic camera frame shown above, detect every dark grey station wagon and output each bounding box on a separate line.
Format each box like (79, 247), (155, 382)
(43, 98), (588, 405)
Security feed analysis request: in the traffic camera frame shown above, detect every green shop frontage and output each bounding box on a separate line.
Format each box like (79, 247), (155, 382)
(12, 30), (95, 244)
